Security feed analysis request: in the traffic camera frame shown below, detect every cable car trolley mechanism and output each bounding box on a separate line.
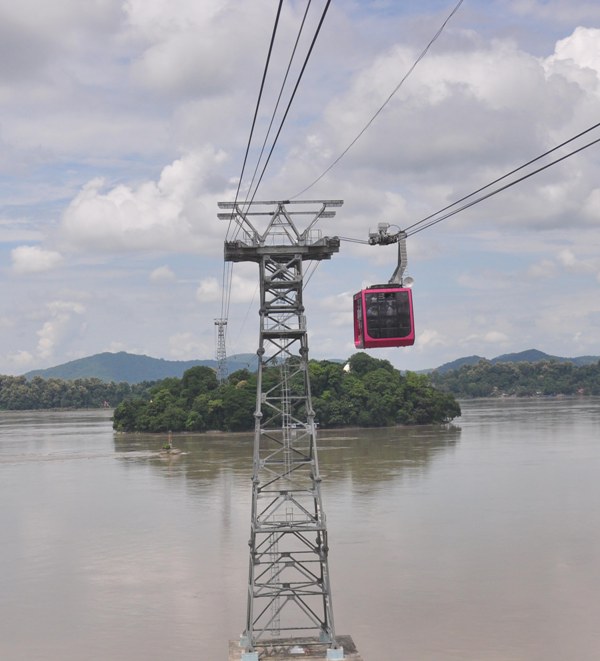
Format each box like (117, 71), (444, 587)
(353, 223), (415, 349)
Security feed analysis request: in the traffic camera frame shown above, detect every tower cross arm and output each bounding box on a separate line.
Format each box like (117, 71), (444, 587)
(219, 200), (343, 263)
(218, 202), (261, 243)
(300, 200), (344, 240)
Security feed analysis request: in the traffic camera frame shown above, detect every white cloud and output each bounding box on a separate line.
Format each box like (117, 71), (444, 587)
(417, 328), (446, 349)
(11, 245), (63, 274)
(59, 148), (228, 255)
(47, 301), (85, 315)
(196, 276), (220, 302)
(582, 189), (600, 222)
(457, 271), (509, 290)
(228, 269), (258, 304)
(107, 341), (127, 353)
(542, 27), (600, 104)
(483, 331), (510, 344)
(1, 0), (121, 37)
(462, 330), (510, 346)
(168, 331), (208, 360)
(124, 0), (298, 103)
(558, 248), (577, 267)
(131, 29), (234, 98)
(36, 301), (85, 360)
(316, 291), (353, 328)
(288, 24), (600, 239)
(6, 350), (35, 368)
(150, 265), (176, 283)
(0, 1), (121, 86)
(2, 3), (600, 375)
(557, 248), (598, 275)
(548, 27), (600, 75)
(197, 264), (258, 306)
(124, 0), (224, 42)
(527, 259), (556, 279)
(314, 37), (552, 173)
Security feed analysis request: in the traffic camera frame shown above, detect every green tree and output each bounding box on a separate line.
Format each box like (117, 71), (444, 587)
(180, 366), (218, 406)
(112, 354), (462, 432)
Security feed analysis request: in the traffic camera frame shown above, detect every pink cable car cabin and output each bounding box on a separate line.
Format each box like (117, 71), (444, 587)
(353, 285), (415, 349)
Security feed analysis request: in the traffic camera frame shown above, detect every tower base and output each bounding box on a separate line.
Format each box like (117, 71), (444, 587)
(228, 635), (363, 660)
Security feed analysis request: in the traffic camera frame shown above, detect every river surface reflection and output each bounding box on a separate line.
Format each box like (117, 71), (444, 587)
(1, 399), (599, 660)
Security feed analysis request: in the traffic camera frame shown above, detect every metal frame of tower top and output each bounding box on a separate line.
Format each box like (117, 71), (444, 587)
(219, 199), (343, 659)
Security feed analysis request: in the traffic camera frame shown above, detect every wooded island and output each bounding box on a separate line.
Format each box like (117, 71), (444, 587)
(4, 356), (598, 427)
(113, 353), (461, 432)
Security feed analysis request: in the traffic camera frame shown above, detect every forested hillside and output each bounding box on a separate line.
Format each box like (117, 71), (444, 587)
(113, 353), (461, 433)
(0, 375), (154, 410)
(24, 351), (257, 383)
(429, 359), (600, 397)
(432, 349), (600, 374)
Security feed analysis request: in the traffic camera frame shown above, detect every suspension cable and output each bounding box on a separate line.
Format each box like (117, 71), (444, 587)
(244, 0), (332, 208)
(220, 0), (284, 323)
(334, 123), (600, 245)
(292, 0), (464, 199)
(406, 134), (600, 237)
(242, 1), (313, 214)
(228, 0), (283, 236)
(338, 235), (369, 244)
(404, 120), (600, 235)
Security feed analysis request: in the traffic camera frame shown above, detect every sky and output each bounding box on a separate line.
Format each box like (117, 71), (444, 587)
(2, 0), (600, 375)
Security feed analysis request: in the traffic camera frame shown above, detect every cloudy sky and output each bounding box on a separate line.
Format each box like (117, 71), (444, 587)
(2, 0), (600, 375)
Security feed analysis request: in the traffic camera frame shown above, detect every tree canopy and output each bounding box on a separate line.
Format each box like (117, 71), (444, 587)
(113, 355), (461, 433)
(0, 375), (153, 411)
(429, 359), (600, 397)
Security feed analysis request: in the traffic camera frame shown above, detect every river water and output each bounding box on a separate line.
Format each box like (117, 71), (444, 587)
(1, 399), (599, 661)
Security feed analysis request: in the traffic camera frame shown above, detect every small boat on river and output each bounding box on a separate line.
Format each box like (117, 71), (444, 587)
(159, 431), (182, 457)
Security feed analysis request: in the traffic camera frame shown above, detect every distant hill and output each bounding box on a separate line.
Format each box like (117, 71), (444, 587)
(430, 352), (600, 398)
(433, 348), (599, 374)
(22, 348), (600, 384)
(491, 349), (600, 367)
(24, 351), (257, 384)
(432, 355), (485, 374)
(491, 349), (565, 364)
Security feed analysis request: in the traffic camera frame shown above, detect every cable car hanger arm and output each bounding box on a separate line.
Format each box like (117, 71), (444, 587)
(367, 223), (408, 286)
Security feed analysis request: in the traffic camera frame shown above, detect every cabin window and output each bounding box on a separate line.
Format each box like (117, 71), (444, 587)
(365, 291), (412, 339)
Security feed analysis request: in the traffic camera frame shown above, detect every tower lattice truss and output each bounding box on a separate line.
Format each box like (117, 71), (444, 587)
(220, 200), (343, 655)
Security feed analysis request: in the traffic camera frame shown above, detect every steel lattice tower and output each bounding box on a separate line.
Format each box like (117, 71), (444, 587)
(219, 200), (344, 660)
(215, 318), (228, 383)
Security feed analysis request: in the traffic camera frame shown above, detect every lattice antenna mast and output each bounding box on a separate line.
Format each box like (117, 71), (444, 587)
(219, 199), (344, 660)
(214, 319), (228, 383)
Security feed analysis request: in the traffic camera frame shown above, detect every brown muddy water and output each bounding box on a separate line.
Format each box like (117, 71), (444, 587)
(1, 398), (599, 660)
